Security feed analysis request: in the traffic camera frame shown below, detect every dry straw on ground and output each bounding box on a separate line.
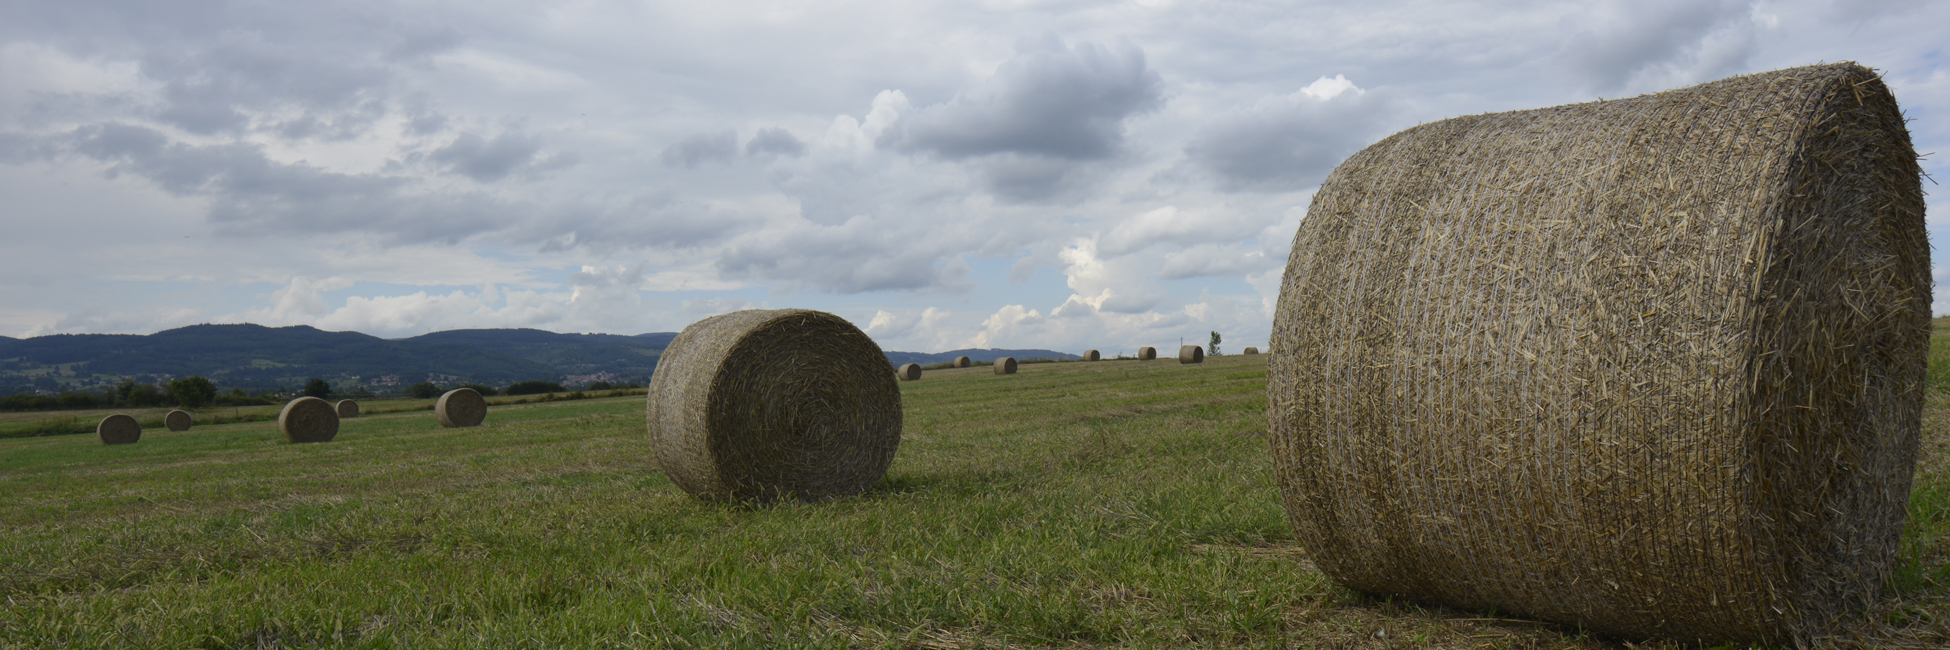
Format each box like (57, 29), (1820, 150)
(336, 399), (360, 418)
(954, 356), (971, 368)
(97, 414), (140, 445)
(1137, 346), (1156, 360)
(992, 357), (1017, 375)
(1266, 63), (1927, 646)
(277, 397), (339, 443)
(1178, 345), (1204, 364)
(436, 388), (487, 428)
(647, 309), (902, 502)
(164, 409), (192, 432)
(1242, 346), (1259, 355)
(1083, 350), (1100, 361)
(897, 363), (922, 381)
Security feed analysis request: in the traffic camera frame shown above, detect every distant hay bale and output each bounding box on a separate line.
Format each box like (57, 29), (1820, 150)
(897, 363), (922, 381)
(278, 397), (339, 443)
(1083, 350), (1100, 361)
(335, 399), (360, 418)
(1137, 346), (1156, 360)
(954, 356), (971, 368)
(992, 357), (1017, 375)
(97, 414), (140, 445)
(164, 409), (192, 432)
(435, 388), (487, 428)
(1267, 63), (1926, 646)
(1178, 345), (1204, 364)
(647, 309), (902, 502)
(1242, 347), (1259, 355)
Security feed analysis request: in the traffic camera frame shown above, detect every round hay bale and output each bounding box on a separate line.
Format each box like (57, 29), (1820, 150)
(164, 409), (192, 432)
(992, 357), (1017, 375)
(1136, 346), (1156, 360)
(1242, 346), (1259, 355)
(1083, 350), (1100, 362)
(897, 363), (922, 381)
(1267, 63), (1926, 646)
(335, 399), (360, 418)
(97, 414), (140, 445)
(647, 309), (901, 502)
(277, 397), (339, 443)
(435, 388), (486, 428)
(1178, 345), (1204, 364)
(954, 356), (971, 368)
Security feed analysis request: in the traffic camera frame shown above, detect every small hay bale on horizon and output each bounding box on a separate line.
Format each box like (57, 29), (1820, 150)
(1178, 345), (1203, 364)
(897, 363), (922, 381)
(954, 356), (971, 368)
(1267, 63), (1927, 646)
(164, 409), (192, 432)
(647, 308), (901, 502)
(436, 388), (487, 428)
(1136, 346), (1156, 360)
(992, 357), (1017, 375)
(1242, 346), (1259, 355)
(1083, 350), (1100, 361)
(336, 399), (360, 418)
(278, 397), (339, 443)
(97, 414), (140, 445)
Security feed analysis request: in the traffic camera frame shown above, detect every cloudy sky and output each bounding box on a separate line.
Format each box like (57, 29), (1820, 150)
(1, 0), (1945, 354)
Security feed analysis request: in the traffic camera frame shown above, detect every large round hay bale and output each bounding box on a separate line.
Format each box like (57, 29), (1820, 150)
(1242, 346), (1259, 355)
(1083, 350), (1100, 361)
(953, 356), (971, 368)
(164, 409), (192, 432)
(1136, 346), (1156, 360)
(1178, 345), (1204, 364)
(335, 399), (360, 418)
(277, 397), (339, 443)
(896, 363), (922, 381)
(435, 388), (486, 428)
(992, 357), (1017, 375)
(647, 309), (901, 502)
(1267, 63), (1926, 646)
(97, 414), (140, 445)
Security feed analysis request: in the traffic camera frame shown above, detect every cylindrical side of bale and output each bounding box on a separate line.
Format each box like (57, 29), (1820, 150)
(647, 309), (902, 502)
(164, 409), (192, 432)
(1267, 63), (1927, 646)
(1137, 346), (1156, 360)
(992, 357), (1017, 375)
(435, 388), (487, 428)
(278, 396), (339, 443)
(1242, 347), (1259, 355)
(954, 356), (971, 368)
(1178, 345), (1204, 364)
(897, 363), (922, 381)
(335, 399), (360, 418)
(1083, 350), (1100, 362)
(97, 414), (140, 445)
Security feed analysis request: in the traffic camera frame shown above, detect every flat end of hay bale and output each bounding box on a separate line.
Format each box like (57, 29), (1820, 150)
(1083, 349), (1100, 362)
(1137, 346), (1156, 360)
(335, 399), (360, 418)
(164, 409), (192, 432)
(897, 363), (922, 381)
(278, 396), (339, 443)
(647, 309), (903, 502)
(1178, 345), (1204, 364)
(954, 355), (971, 368)
(1242, 346), (1259, 355)
(435, 388), (486, 428)
(993, 357), (1017, 375)
(97, 414), (140, 445)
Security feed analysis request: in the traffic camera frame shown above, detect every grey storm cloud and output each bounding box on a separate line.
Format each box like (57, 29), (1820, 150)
(431, 131), (545, 182)
(744, 127), (805, 157)
(1561, 0), (1752, 92)
(1185, 86), (1398, 192)
(883, 35), (1162, 162)
(661, 131), (738, 168)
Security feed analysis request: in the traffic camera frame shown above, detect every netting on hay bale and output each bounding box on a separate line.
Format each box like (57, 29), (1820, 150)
(1266, 63), (1926, 646)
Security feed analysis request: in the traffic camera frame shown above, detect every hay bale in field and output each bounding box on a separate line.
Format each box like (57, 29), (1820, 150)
(278, 397), (339, 443)
(897, 363), (922, 381)
(164, 409), (192, 432)
(335, 399), (360, 418)
(992, 357), (1017, 375)
(1137, 346), (1156, 360)
(954, 356), (971, 368)
(1242, 347), (1259, 355)
(1178, 345), (1204, 364)
(1267, 63), (1926, 646)
(647, 309), (902, 502)
(97, 414), (140, 445)
(435, 388), (487, 428)
(1083, 350), (1100, 362)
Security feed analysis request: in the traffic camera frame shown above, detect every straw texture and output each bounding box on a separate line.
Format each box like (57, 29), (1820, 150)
(897, 363), (922, 381)
(1137, 347), (1156, 360)
(336, 399), (360, 418)
(647, 309), (902, 502)
(278, 397), (339, 443)
(1266, 63), (1927, 646)
(164, 409), (192, 432)
(1083, 350), (1100, 362)
(97, 414), (140, 445)
(436, 388), (486, 428)
(1178, 345), (1204, 364)
(954, 356), (972, 368)
(1243, 347), (1259, 355)
(993, 357), (1018, 375)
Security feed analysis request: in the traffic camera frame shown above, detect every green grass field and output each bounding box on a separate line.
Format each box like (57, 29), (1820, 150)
(2, 354), (1945, 648)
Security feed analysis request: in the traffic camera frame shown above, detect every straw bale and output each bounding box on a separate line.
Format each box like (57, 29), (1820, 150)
(335, 399), (360, 418)
(1083, 350), (1100, 361)
(993, 357), (1017, 375)
(436, 388), (487, 428)
(164, 409), (192, 432)
(278, 396), (339, 443)
(1178, 345), (1204, 364)
(97, 414), (140, 445)
(1266, 63), (1927, 646)
(647, 309), (902, 502)
(1242, 347), (1259, 355)
(897, 363), (922, 381)
(954, 356), (971, 368)
(1137, 346), (1156, 360)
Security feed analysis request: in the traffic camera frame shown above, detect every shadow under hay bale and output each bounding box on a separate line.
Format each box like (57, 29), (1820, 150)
(1242, 346), (1259, 355)
(164, 409), (192, 432)
(97, 414), (140, 445)
(992, 357), (1017, 375)
(897, 363), (922, 381)
(954, 356), (971, 368)
(1266, 63), (1927, 646)
(1083, 349), (1100, 361)
(336, 399), (360, 418)
(647, 309), (902, 502)
(278, 397), (339, 443)
(1178, 345), (1204, 364)
(436, 388), (486, 428)
(1137, 346), (1156, 360)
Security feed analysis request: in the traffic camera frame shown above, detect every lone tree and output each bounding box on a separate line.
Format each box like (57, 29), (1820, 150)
(168, 376), (218, 409)
(303, 377), (331, 399)
(1209, 331), (1222, 357)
